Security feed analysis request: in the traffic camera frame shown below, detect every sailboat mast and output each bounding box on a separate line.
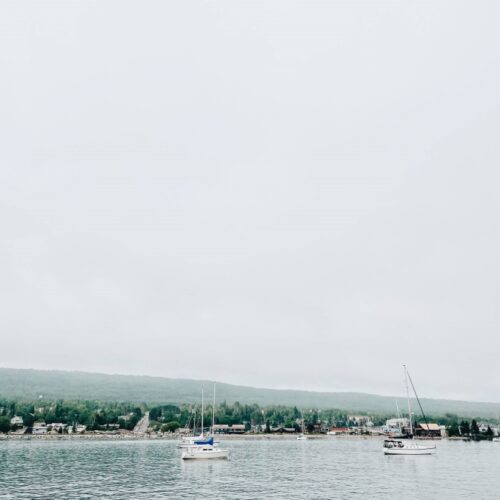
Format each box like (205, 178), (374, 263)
(212, 384), (216, 435)
(201, 388), (204, 437)
(404, 364), (413, 436)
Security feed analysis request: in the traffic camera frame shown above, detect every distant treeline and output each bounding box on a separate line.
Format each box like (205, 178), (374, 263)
(2, 368), (500, 418)
(447, 419), (495, 440)
(0, 399), (358, 433)
(0, 398), (495, 435)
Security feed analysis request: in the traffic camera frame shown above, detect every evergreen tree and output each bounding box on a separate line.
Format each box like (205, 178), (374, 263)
(447, 421), (460, 437)
(471, 419), (479, 435)
(0, 416), (10, 433)
(460, 420), (470, 436)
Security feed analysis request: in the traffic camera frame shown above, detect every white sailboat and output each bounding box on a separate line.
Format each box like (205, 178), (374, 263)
(297, 411), (307, 440)
(181, 444), (229, 460)
(181, 384), (229, 460)
(383, 365), (436, 456)
(384, 439), (435, 455)
(177, 407), (206, 448)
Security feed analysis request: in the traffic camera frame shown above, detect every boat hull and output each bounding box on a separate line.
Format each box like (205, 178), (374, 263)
(181, 448), (229, 460)
(384, 447), (435, 455)
(177, 441), (219, 448)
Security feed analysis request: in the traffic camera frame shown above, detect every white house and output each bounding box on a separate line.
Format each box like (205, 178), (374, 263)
(50, 423), (67, 433)
(478, 423), (490, 433)
(385, 417), (409, 427)
(348, 415), (373, 426)
(32, 422), (48, 435)
(10, 416), (23, 426)
(383, 418), (409, 434)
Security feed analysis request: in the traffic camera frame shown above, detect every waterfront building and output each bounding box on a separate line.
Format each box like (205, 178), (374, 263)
(10, 416), (23, 426)
(32, 422), (48, 435)
(347, 415), (373, 427)
(213, 424), (246, 434)
(383, 417), (409, 435)
(49, 423), (67, 433)
(414, 423), (443, 438)
(327, 426), (350, 435)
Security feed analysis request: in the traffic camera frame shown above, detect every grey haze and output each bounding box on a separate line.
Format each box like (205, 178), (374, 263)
(1, 1), (499, 402)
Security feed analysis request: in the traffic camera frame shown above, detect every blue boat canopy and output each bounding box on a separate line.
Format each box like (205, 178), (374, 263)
(194, 437), (213, 446)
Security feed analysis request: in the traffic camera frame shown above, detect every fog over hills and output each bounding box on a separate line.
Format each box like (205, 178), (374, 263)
(1, 367), (499, 418)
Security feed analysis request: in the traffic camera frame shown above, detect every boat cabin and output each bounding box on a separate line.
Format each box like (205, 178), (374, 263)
(384, 439), (407, 449)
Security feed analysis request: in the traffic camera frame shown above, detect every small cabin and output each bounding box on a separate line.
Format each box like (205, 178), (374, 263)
(414, 423), (442, 438)
(10, 416), (24, 426)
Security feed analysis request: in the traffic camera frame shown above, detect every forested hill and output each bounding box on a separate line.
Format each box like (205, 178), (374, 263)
(1, 367), (499, 418)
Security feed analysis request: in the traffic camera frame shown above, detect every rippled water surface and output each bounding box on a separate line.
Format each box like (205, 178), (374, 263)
(1, 438), (499, 499)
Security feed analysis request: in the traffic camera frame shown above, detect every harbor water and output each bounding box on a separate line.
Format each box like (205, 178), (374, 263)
(1, 437), (499, 499)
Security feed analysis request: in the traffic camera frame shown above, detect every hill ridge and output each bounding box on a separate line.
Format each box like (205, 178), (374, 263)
(1, 367), (499, 418)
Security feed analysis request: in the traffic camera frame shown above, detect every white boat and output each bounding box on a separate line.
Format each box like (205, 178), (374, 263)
(177, 405), (205, 448)
(384, 365), (437, 456)
(384, 439), (435, 455)
(177, 435), (218, 448)
(180, 384), (229, 460)
(177, 387), (216, 448)
(297, 411), (308, 440)
(181, 445), (229, 460)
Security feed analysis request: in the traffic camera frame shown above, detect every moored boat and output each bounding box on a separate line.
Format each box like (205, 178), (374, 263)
(297, 411), (308, 440)
(384, 439), (435, 455)
(177, 436), (218, 448)
(180, 384), (229, 460)
(181, 444), (229, 460)
(384, 365), (437, 456)
(177, 431), (204, 448)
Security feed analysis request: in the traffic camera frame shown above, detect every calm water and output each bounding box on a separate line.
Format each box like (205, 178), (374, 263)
(1, 438), (499, 499)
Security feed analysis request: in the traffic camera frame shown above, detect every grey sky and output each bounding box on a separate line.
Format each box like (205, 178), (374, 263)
(1, 1), (499, 402)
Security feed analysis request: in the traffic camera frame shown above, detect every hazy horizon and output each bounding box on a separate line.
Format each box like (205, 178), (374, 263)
(2, 1), (500, 403)
(1, 364), (499, 406)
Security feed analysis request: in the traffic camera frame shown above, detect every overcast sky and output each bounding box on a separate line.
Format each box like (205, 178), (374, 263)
(1, 1), (499, 402)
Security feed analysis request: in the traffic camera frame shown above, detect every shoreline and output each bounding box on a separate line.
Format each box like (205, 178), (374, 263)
(0, 433), (376, 442)
(0, 433), (453, 443)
